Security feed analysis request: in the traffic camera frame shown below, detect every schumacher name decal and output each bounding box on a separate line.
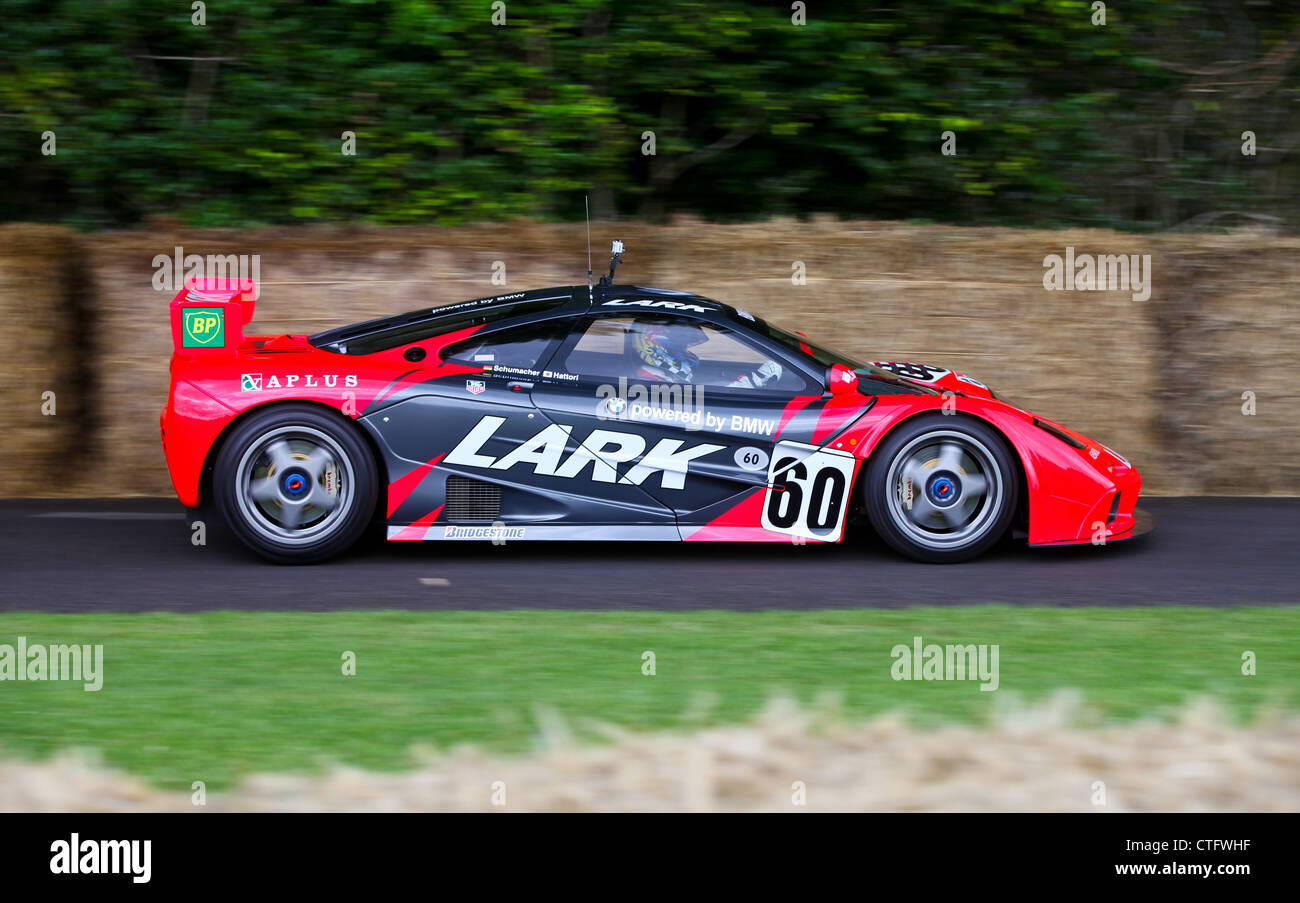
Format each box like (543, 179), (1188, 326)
(760, 441), (857, 542)
(444, 415), (724, 490)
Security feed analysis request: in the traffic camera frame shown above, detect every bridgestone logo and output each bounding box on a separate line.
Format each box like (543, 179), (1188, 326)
(444, 525), (525, 540)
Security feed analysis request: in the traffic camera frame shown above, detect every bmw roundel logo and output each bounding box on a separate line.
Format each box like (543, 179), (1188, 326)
(605, 396), (627, 415)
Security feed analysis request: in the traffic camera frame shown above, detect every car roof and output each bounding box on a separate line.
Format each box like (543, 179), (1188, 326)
(309, 286), (581, 353)
(309, 284), (754, 354)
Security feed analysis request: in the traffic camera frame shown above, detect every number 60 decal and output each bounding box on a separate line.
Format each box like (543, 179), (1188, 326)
(760, 441), (858, 542)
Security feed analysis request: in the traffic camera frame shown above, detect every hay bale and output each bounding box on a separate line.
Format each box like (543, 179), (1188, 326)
(28, 220), (1300, 498)
(0, 225), (90, 496)
(1149, 236), (1300, 495)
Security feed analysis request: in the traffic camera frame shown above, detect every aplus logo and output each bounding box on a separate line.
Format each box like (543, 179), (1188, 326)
(182, 307), (224, 348)
(240, 373), (263, 392)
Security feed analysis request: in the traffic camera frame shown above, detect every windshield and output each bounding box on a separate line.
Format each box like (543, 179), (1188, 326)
(724, 310), (941, 395)
(752, 319), (866, 368)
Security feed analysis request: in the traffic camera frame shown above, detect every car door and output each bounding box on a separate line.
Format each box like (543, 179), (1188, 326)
(529, 312), (823, 536)
(416, 314), (681, 538)
(370, 318), (578, 535)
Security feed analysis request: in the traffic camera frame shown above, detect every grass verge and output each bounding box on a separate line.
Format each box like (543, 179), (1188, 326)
(0, 607), (1295, 790)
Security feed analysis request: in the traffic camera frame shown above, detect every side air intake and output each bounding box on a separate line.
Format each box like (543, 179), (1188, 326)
(444, 475), (503, 523)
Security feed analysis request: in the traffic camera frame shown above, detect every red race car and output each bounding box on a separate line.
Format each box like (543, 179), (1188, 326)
(161, 247), (1150, 563)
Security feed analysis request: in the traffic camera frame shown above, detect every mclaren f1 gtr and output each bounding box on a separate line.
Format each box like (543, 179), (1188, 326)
(161, 243), (1149, 563)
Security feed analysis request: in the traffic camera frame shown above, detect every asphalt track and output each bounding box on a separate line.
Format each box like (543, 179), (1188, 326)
(0, 498), (1296, 612)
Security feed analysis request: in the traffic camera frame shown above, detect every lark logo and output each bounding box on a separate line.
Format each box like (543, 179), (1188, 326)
(50, 834), (151, 884)
(602, 298), (711, 314)
(182, 307), (224, 348)
(444, 415), (723, 490)
(241, 373), (263, 391)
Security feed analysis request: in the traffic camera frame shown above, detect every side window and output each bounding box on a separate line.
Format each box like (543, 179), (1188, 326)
(562, 317), (636, 377)
(560, 316), (809, 394)
(442, 321), (563, 374)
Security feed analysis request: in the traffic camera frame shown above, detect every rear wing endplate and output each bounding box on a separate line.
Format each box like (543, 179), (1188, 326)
(169, 278), (257, 355)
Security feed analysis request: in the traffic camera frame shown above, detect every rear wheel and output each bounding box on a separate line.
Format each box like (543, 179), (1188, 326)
(213, 404), (378, 563)
(864, 414), (1017, 563)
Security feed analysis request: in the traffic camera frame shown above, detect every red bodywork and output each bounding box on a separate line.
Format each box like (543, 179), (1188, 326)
(161, 278), (482, 508)
(162, 277), (1142, 547)
(681, 391), (1140, 546)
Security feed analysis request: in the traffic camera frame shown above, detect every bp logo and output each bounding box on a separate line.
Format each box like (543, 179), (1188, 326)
(182, 307), (225, 348)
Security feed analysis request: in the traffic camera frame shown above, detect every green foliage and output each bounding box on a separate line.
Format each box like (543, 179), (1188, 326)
(0, 0), (1295, 230)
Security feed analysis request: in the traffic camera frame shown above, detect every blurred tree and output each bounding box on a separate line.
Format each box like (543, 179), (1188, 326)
(0, 0), (1295, 231)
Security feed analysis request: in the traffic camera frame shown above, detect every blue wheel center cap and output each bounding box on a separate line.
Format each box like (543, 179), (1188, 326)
(927, 472), (961, 506)
(281, 468), (310, 497)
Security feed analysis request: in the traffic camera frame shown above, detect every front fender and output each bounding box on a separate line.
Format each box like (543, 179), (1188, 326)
(840, 396), (1140, 545)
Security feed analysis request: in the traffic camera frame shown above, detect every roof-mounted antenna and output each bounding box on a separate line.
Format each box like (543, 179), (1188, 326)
(585, 196), (593, 303)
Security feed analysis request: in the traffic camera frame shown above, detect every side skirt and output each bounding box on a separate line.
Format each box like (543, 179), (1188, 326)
(387, 524), (684, 542)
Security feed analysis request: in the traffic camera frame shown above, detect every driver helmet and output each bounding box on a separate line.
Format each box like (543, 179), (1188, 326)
(633, 322), (706, 382)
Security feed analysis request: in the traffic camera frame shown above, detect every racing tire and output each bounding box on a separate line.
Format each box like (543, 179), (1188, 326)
(863, 414), (1018, 563)
(213, 404), (378, 564)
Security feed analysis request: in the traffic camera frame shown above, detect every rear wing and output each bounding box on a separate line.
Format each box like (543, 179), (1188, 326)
(169, 278), (257, 356)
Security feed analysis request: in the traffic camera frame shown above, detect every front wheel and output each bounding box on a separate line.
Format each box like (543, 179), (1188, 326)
(213, 404), (378, 564)
(863, 414), (1018, 563)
